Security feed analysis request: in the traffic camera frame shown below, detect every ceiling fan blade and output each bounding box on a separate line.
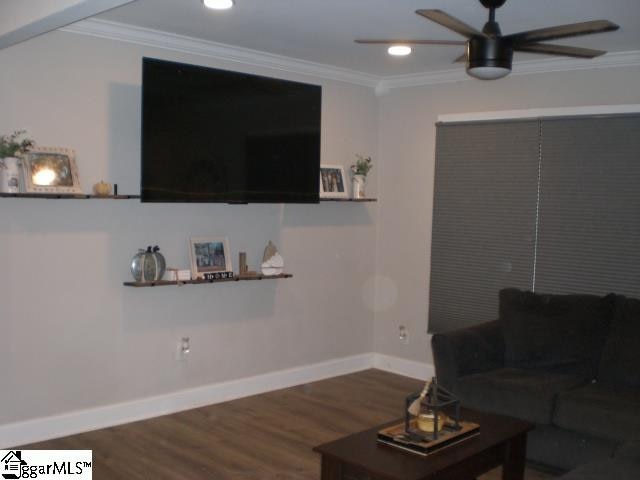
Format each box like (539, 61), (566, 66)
(506, 20), (619, 46)
(416, 9), (486, 39)
(515, 43), (606, 59)
(453, 53), (467, 63)
(355, 39), (466, 46)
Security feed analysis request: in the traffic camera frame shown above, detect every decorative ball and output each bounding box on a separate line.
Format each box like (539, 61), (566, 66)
(131, 246), (166, 282)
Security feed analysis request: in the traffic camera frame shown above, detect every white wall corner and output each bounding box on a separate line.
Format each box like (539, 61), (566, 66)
(374, 82), (390, 97)
(373, 353), (434, 380)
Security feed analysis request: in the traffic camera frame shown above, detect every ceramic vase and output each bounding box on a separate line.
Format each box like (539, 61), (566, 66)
(0, 157), (21, 193)
(352, 174), (366, 199)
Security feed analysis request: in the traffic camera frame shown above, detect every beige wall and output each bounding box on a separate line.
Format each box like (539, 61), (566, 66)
(3, 25), (639, 428)
(374, 66), (640, 363)
(0, 31), (379, 425)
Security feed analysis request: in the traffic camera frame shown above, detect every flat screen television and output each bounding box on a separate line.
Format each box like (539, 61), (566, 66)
(141, 58), (321, 203)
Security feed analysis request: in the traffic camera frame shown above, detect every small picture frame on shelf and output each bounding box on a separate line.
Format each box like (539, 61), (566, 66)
(319, 164), (349, 199)
(189, 236), (233, 280)
(21, 147), (82, 194)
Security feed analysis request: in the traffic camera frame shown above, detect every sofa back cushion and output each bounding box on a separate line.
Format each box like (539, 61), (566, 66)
(598, 295), (640, 387)
(499, 288), (615, 376)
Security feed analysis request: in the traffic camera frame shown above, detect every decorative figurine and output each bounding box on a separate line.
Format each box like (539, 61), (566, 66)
(92, 180), (112, 196)
(261, 241), (284, 276)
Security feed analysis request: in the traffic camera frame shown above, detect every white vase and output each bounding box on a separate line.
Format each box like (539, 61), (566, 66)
(352, 174), (366, 199)
(0, 157), (21, 193)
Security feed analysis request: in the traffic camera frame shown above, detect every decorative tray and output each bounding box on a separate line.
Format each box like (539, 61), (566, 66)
(377, 419), (480, 457)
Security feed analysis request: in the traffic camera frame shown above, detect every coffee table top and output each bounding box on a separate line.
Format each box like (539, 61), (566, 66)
(313, 408), (534, 480)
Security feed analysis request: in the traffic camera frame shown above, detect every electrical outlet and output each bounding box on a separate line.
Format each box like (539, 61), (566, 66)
(399, 325), (409, 344)
(176, 337), (190, 361)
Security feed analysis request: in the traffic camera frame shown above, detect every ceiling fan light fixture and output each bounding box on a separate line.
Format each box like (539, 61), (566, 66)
(466, 36), (513, 80)
(203, 0), (234, 10)
(355, 1), (618, 79)
(466, 65), (511, 80)
(388, 45), (412, 56)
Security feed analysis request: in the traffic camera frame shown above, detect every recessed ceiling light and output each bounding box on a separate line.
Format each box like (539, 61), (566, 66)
(388, 45), (412, 56)
(203, 0), (234, 10)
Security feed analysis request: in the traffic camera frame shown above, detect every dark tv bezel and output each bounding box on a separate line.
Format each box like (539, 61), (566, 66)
(140, 57), (322, 204)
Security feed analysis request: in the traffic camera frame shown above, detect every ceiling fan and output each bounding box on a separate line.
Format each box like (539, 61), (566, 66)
(355, 0), (619, 80)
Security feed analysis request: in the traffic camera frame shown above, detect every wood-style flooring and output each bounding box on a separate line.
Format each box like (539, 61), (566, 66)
(20, 369), (553, 479)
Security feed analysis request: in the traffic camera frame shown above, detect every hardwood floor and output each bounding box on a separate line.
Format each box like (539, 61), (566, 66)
(19, 369), (553, 479)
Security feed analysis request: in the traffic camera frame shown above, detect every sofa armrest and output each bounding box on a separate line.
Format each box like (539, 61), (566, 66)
(431, 320), (505, 392)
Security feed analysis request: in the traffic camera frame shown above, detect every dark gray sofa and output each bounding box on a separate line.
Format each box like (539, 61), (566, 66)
(431, 288), (640, 477)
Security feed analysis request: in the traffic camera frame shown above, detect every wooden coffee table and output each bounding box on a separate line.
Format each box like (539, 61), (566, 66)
(313, 408), (534, 480)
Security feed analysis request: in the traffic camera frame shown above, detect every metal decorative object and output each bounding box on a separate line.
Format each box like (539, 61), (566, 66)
(404, 377), (462, 442)
(131, 246), (166, 282)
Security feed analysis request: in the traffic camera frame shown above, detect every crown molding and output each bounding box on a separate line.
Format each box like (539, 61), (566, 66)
(378, 50), (640, 91)
(61, 18), (381, 88)
(61, 19), (640, 93)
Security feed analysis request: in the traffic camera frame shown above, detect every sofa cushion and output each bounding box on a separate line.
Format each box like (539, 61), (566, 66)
(598, 295), (640, 387)
(456, 367), (586, 424)
(554, 383), (640, 442)
(527, 424), (617, 471)
(616, 441), (640, 464)
(558, 459), (640, 480)
(499, 288), (615, 376)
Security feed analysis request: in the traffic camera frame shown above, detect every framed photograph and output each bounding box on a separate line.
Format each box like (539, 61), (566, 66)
(320, 164), (349, 199)
(189, 236), (233, 279)
(21, 147), (82, 194)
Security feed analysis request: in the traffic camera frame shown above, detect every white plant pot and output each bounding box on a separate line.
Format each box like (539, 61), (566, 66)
(352, 174), (366, 199)
(0, 157), (21, 193)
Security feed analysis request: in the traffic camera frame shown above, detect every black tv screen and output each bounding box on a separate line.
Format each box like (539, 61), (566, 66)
(141, 58), (321, 203)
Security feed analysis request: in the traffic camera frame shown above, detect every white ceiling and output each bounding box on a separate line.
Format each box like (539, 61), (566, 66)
(97, 0), (640, 76)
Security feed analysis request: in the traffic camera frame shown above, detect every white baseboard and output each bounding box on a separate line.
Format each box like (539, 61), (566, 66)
(0, 352), (433, 448)
(373, 353), (435, 380)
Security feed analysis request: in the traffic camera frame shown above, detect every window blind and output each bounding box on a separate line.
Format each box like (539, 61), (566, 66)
(429, 120), (540, 333)
(535, 114), (640, 297)
(429, 113), (640, 333)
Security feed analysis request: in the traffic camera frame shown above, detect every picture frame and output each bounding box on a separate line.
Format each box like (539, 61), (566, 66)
(21, 147), (82, 194)
(189, 236), (233, 279)
(319, 164), (349, 199)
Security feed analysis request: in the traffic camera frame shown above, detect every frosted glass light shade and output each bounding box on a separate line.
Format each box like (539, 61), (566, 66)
(203, 0), (234, 10)
(388, 45), (412, 56)
(467, 66), (511, 80)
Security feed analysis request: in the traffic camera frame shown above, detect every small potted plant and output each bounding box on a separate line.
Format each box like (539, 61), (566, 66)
(0, 130), (34, 193)
(350, 154), (372, 199)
